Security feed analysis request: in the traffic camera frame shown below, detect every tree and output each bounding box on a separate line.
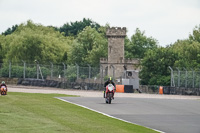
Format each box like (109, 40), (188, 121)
(1, 25), (18, 35)
(0, 35), (4, 62)
(140, 25), (200, 85)
(125, 28), (158, 59)
(140, 47), (178, 85)
(1, 20), (72, 63)
(59, 18), (100, 36)
(62, 51), (68, 64)
(171, 39), (200, 68)
(70, 26), (107, 66)
(189, 25), (200, 43)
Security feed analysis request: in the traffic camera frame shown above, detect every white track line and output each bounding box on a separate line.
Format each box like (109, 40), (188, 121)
(56, 97), (165, 133)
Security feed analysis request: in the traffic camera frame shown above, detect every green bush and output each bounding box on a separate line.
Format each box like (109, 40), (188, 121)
(80, 75), (87, 79)
(0, 66), (9, 77)
(0, 65), (51, 79)
(11, 66), (24, 78)
(67, 73), (77, 82)
(40, 67), (51, 79)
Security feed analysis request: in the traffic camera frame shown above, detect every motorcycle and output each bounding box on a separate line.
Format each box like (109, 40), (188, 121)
(0, 86), (7, 95)
(104, 84), (115, 104)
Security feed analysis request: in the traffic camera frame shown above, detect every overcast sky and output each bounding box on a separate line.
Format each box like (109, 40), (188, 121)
(0, 0), (200, 46)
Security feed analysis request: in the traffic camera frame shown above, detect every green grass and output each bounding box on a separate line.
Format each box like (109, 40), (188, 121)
(0, 92), (158, 133)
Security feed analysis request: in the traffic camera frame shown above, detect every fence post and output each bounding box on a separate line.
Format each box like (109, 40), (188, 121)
(87, 64), (91, 79)
(75, 63), (79, 80)
(168, 66), (175, 87)
(199, 70), (200, 88)
(36, 61), (39, 79)
(87, 64), (91, 85)
(183, 68), (187, 88)
(176, 67), (180, 87)
(197, 71), (200, 88)
(192, 69), (195, 88)
(62, 63), (66, 89)
(22, 60), (26, 79)
(50, 62), (53, 79)
(9, 61), (11, 78)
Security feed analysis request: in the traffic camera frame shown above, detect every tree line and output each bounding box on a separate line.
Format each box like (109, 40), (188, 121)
(0, 18), (200, 86)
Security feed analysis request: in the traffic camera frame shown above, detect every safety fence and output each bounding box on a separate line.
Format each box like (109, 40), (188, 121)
(0, 62), (105, 89)
(169, 66), (200, 88)
(167, 66), (200, 95)
(1, 62), (200, 95)
(0, 62), (100, 81)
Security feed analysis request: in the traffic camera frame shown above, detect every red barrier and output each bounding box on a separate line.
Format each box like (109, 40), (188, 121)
(116, 85), (124, 93)
(159, 86), (163, 94)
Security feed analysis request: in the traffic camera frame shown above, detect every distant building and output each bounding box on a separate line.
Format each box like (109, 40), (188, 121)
(100, 27), (140, 80)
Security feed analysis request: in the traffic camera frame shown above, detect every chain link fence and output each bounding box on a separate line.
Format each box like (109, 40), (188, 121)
(169, 67), (200, 88)
(0, 62), (105, 90)
(169, 67), (200, 95)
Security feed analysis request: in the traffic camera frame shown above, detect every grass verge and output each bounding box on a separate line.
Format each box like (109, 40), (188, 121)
(0, 92), (158, 133)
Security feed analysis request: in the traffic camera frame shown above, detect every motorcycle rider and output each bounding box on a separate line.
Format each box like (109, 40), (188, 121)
(104, 77), (115, 99)
(0, 81), (7, 89)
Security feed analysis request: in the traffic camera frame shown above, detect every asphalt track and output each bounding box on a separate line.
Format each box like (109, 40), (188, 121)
(59, 97), (200, 133)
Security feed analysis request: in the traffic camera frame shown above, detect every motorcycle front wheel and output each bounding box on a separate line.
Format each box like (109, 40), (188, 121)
(105, 98), (108, 103)
(108, 93), (112, 104)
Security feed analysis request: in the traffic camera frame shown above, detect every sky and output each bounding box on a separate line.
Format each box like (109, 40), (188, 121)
(0, 0), (200, 46)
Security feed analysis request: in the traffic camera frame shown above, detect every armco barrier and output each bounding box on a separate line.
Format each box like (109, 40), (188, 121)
(124, 85), (134, 93)
(163, 86), (170, 94)
(18, 78), (62, 88)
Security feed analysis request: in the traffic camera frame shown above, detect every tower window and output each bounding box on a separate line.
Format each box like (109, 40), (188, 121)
(109, 46), (112, 53)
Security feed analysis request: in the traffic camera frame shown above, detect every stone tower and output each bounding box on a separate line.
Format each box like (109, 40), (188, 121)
(100, 27), (140, 79)
(107, 27), (126, 64)
(106, 27), (126, 77)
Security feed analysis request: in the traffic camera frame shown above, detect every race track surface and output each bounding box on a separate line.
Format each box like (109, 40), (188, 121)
(59, 97), (200, 133)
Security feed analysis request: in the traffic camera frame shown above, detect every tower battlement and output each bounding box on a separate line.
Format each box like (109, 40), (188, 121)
(100, 58), (108, 63)
(106, 27), (126, 37)
(124, 58), (140, 64)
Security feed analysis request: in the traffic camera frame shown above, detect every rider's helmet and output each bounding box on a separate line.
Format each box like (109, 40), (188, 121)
(2, 81), (5, 84)
(108, 77), (112, 82)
